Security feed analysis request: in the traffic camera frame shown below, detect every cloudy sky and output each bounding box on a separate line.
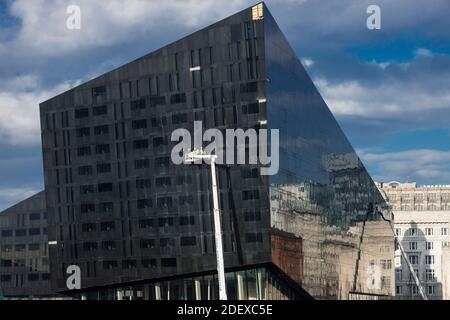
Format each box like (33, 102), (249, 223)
(0, 0), (449, 210)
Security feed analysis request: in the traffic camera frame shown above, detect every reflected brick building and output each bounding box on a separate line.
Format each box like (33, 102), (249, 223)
(39, 2), (392, 300)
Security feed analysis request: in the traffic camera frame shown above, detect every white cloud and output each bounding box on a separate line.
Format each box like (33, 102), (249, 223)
(414, 48), (433, 58)
(301, 58), (314, 67)
(315, 76), (450, 119)
(7, 0), (254, 56)
(358, 149), (450, 182)
(0, 76), (80, 145)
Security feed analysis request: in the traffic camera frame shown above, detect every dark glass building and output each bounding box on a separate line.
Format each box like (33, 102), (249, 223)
(0, 191), (54, 299)
(39, 2), (392, 300)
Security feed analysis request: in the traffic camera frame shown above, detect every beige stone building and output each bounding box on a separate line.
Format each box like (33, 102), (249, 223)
(378, 181), (450, 300)
(271, 184), (395, 300)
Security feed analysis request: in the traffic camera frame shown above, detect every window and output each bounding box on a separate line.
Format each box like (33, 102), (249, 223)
(78, 165), (93, 176)
(425, 255), (435, 265)
(426, 242), (434, 250)
(425, 228), (433, 236)
(157, 197), (172, 208)
(179, 216), (195, 226)
(15, 229), (27, 236)
(160, 238), (175, 247)
(28, 274), (40, 282)
(130, 99), (146, 110)
(80, 203), (95, 213)
(409, 242), (417, 250)
(133, 139), (149, 149)
(99, 202), (113, 212)
(242, 168), (259, 179)
(132, 119), (147, 129)
(76, 127), (90, 137)
(161, 258), (177, 268)
(135, 159), (150, 169)
(180, 236), (197, 246)
(75, 108), (89, 119)
(82, 223), (97, 232)
(409, 255), (419, 265)
(179, 195), (193, 206)
(140, 239), (156, 249)
(92, 86), (106, 97)
(100, 221), (115, 231)
(83, 242), (98, 252)
(242, 103), (259, 114)
(102, 241), (116, 251)
(244, 210), (261, 221)
(396, 269), (402, 281)
(136, 179), (151, 189)
(407, 228), (417, 236)
(172, 113), (188, 125)
(95, 144), (110, 154)
(411, 285), (418, 295)
(155, 157), (170, 168)
(0, 275), (12, 282)
(425, 269), (435, 281)
(98, 183), (113, 193)
(1, 260), (12, 267)
(153, 137), (167, 148)
(240, 81), (258, 93)
(381, 259), (392, 270)
(139, 219), (153, 229)
(442, 228), (449, 236)
(381, 276), (390, 287)
(2, 230), (13, 238)
(137, 199), (152, 209)
(15, 244), (26, 252)
(77, 146), (91, 156)
(97, 163), (111, 173)
(94, 125), (109, 135)
(93, 105), (107, 116)
(156, 177), (171, 187)
(149, 96), (165, 107)
(242, 190), (259, 200)
(103, 261), (118, 270)
(28, 228), (40, 236)
(395, 285), (402, 295)
(28, 243), (40, 251)
(427, 285), (435, 295)
(142, 259), (157, 268)
(170, 93), (186, 104)
(29, 213), (40, 221)
(80, 185), (94, 194)
(158, 217), (174, 227)
(246, 233), (263, 243)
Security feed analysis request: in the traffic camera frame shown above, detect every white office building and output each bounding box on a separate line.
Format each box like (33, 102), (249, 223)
(378, 181), (450, 300)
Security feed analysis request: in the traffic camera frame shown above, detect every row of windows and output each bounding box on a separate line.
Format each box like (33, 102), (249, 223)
(78, 188), (259, 212)
(395, 268), (437, 281)
(394, 204), (450, 211)
(101, 258), (177, 270)
(1, 243), (41, 252)
(0, 273), (50, 283)
(395, 227), (449, 237)
(1, 228), (46, 238)
(407, 255), (436, 265)
(396, 285), (435, 296)
(388, 193), (450, 201)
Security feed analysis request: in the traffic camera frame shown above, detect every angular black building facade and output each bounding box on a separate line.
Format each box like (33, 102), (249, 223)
(0, 191), (53, 298)
(39, 3), (390, 300)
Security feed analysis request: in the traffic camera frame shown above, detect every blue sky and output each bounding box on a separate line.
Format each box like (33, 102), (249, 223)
(0, 0), (449, 210)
